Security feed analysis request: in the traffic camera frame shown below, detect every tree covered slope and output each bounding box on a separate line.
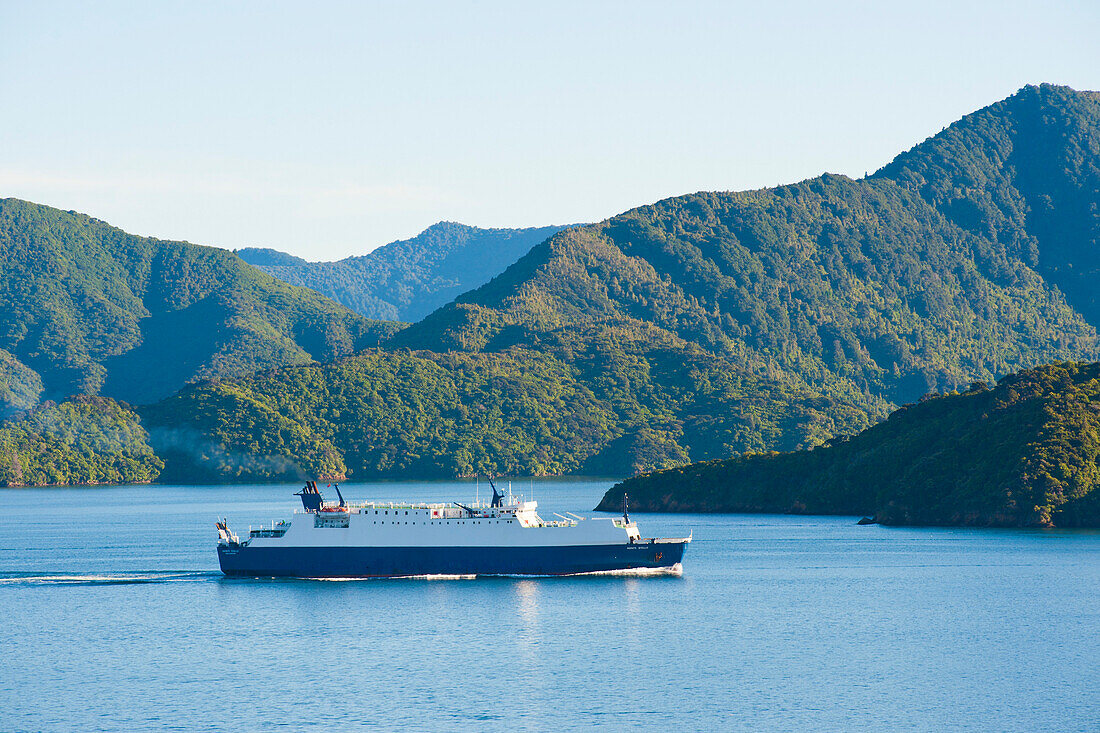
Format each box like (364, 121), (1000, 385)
(0, 199), (402, 407)
(0, 396), (162, 486)
(395, 172), (1097, 406)
(598, 362), (1100, 528)
(233, 248), (308, 267)
(237, 222), (572, 322)
(11, 84), (1100, 487)
(141, 345), (876, 482)
(149, 83), (1100, 483)
(875, 84), (1100, 324)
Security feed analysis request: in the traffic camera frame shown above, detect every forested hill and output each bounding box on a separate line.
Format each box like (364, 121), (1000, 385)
(0, 396), (162, 487)
(395, 84), (1100, 410)
(0, 199), (401, 408)
(141, 346), (878, 483)
(11, 83), (1100, 487)
(875, 84), (1100, 325)
(145, 83), (1100, 483)
(598, 362), (1100, 528)
(236, 222), (572, 322)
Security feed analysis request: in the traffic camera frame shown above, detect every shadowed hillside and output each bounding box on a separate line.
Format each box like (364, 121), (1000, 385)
(599, 362), (1100, 528)
(876, 84), (1100, 324)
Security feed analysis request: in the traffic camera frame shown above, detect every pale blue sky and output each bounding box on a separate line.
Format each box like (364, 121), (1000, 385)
(2, 0), (1098, 260)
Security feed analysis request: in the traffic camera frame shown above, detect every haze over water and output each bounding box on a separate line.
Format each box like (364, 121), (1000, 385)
(1, 480), (1097, 732)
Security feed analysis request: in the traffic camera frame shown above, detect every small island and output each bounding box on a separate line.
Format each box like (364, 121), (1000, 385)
(598, 362), (1100, 528)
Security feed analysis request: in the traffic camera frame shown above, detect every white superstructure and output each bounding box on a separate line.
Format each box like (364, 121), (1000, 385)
(243, 498), (643, 548)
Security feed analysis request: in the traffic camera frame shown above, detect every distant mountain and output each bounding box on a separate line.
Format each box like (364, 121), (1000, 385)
(236, 222), (573, 322)
(234, 248), (308, 267)
(148, 85), (1100, 482)
(599, 362), (1100, 528)
(0, 199), (402, 407)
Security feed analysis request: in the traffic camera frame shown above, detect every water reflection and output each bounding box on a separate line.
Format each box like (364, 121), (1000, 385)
(514, 580), (541, 662)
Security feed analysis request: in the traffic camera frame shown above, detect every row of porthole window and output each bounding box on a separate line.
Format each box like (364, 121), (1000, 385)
(367, 517), (479, 521)
(367, 520), (514, 525)
(366, 510), (514, 520)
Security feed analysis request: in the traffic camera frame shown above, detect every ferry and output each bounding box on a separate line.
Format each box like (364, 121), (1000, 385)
(216, 479), (691, 577)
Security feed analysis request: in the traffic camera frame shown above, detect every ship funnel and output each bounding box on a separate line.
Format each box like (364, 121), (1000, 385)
(487, 476), (504, 508)
(295, 481), (324, 513)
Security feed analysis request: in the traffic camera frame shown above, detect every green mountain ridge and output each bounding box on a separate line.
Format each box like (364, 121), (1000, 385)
(395, 172), (1097, 404)
(236, 222), (574, 322)
(598, 361), (1100, 528)
(143, 83), (1100, 483)
(5, 83), (1100, 490)
(0, 198), (402, 407)
(874, 84), (1100, 324)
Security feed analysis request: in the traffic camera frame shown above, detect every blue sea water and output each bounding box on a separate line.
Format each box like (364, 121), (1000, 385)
(1, 479), (1098, 732)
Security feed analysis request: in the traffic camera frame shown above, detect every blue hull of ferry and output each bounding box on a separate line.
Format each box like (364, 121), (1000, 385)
(217, 541), (686, 577)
